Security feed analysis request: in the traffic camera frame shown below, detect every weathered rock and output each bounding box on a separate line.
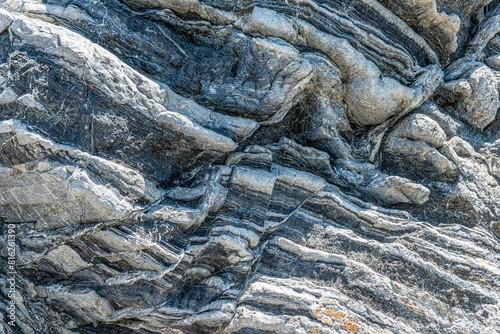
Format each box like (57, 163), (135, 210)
(237, 5), (443, 126)
(336, 157), (431, 205)
(384, 136), (458, 178)
(266, 137), (337, 181)
(418, 100), (464, 137)
(444, 65), (500, 130)
(382, 114), (458, 179)
(44, 245), (90, 274)
(1, 1), (500, 334)
(364, 175), (430, 205)
(301, 53), (352, 159)
(378, 0), (461, 58)
(391, 113), (448, 148)
(0, 8), (12, 34)
(0, 119), (159, 229)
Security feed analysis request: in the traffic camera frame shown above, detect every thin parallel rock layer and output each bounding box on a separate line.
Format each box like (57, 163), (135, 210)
(0, 1), (499, 334)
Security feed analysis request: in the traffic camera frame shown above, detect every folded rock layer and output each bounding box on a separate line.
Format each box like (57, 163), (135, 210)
(0, 1), (499, 334)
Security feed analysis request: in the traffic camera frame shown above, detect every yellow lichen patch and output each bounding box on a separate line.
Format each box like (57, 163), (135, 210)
(401, 297), (415, 311)
(314, 305), (323, 319)
(314, 302), (362, 333)
(326, 308), (345, 320)
(308, 326), (321, 334)
(342, 317), (360, 333)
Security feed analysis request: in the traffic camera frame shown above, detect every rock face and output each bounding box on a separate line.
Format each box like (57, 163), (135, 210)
(0, 1), (499, 333)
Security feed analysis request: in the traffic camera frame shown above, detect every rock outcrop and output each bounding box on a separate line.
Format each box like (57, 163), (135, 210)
(0, 1), (499, 334)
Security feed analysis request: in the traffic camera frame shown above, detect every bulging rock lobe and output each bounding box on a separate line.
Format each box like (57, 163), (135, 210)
(0, 1), (500, 334)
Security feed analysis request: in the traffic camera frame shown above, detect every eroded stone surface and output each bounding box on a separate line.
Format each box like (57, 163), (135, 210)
(0, 1), (499, 334)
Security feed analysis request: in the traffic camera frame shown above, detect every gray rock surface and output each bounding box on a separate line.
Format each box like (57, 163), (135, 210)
(0, 1), (499, 334)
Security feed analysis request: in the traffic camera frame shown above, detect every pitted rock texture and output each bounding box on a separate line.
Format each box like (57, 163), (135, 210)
(0, 1), (500, 334)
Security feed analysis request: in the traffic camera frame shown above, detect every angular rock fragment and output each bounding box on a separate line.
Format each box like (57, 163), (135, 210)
(391, 113), (448, 148)
(364, 175), (430, 205)
(418, 100), (464, 137)
(383, 113), (458, 179)
(444, 66), (499, 129)
(1, 1), (500, 333)
(44, 245), (90, 274)
(0, 119), (160, 229)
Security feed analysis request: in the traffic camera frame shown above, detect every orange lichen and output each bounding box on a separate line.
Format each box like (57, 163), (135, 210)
(308, 326), (321, 334)
(326, 309), (345, 320)
(394, 283), (401, 290)
(342, 318), (360, 333)
(314, 306), (323, 319)
(401, 297), (415, 311)
(314, 302), (361, 333)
